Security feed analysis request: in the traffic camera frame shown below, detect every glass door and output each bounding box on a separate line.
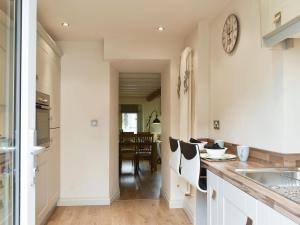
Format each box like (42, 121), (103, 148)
(0, 0), (21, 224)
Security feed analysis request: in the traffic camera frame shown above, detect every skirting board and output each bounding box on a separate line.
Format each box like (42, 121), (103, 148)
(58, 197), (111, 206)
(110, 190), (120, 203)
(161, 188), (184, 209)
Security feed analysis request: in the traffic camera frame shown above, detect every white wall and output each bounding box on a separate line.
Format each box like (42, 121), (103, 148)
(59, 41), (111, 205)
(109, 65), (120, 201)
(209, 0), (300, 154)
(209, 0), (285, 152)
(283, 39), (300, 153)
(185, 22), (211, 140)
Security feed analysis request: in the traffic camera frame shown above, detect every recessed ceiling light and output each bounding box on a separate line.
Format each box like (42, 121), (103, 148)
(61, 22), (69, 27)
(157, 26), (165, 31)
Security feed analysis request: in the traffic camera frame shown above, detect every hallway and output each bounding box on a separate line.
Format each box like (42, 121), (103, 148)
(120, 160), (161, 200)
(46, 199), (191, 225)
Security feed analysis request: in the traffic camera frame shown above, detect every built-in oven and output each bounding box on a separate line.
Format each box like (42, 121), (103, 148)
(36, 91), (50, 148)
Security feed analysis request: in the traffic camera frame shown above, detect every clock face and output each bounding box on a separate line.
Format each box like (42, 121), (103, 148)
(222, 14), (239, 54)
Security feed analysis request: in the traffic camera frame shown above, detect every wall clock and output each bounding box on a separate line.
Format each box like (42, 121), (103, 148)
(222, 14), (239, 54)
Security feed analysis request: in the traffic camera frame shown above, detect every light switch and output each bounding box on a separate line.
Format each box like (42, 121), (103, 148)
(91, 120), (98, 127)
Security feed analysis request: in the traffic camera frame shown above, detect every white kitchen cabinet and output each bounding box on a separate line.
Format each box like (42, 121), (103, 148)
(219, 179), (257, 225)
(261, 0), (300, 35)
(207, 171), (219, 225)
(257, 201), (297, 225)
(36, 31), (61, 128)
(207, 171), (297, 225)
(36, 150), (48, 225)
(35, 24), (62, 225)
(260, 0), (300, 46)
(35, 130), (60, 225)
(49, 59), (61, 128)
(0, 47), (5, 107)
(46, 129), (60, 210)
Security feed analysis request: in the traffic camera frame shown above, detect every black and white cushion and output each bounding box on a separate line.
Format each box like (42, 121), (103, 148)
(179, 141), (207, 192)
(169, 137), (181, 175)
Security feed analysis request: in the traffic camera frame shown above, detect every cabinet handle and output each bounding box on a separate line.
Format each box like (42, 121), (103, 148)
(246, 217), (253, 225)
(211, 189), (216, 200)
(273, 11), (281, 25)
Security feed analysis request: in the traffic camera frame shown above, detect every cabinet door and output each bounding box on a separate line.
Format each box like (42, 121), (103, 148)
(0, 47), (5, 136)
(272, 0), (300, 26)
(36, 45), (51, 94)
(36, 150), (48, 225)
(36, 40), (61, 128)
(257, 201), (297, 225)
(0, 47), (4, 107)
(261, 0), (300, 36)
(49, 59), (60, 128)
(219, 179), (257, 225)
(47, 129), (60, 209)
(207, 171), (219, 225)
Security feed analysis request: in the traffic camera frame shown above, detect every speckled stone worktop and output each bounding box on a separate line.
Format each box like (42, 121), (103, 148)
(201, 158), (300, 224)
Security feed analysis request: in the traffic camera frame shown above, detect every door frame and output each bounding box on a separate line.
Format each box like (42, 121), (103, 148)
(19, 0), (37, 224)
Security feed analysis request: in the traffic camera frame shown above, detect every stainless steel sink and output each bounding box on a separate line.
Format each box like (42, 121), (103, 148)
(235, 168), (300, 204)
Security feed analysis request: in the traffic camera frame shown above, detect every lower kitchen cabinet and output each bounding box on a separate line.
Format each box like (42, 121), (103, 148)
(207, 171), (219, 225)
(219, 178), (257, 225)
(207, 171), (297, 225)
(36, 129), (60, 225)
(47, 129), (60, 210)
(36, 150), (48, 225)
(257, 201), (297, 225)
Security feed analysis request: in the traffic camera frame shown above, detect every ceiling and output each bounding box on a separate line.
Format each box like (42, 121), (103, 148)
(37, 0), (231, 41)
(119, 73), (161, 98)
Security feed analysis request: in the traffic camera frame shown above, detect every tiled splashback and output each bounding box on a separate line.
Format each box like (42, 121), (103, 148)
(200, 138), (300, 167)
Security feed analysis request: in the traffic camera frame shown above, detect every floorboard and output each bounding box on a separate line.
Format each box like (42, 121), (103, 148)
(47, 161), (191, 225)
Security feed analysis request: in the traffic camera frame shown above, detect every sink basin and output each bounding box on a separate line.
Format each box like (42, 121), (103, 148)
(235, 168), (300, 204)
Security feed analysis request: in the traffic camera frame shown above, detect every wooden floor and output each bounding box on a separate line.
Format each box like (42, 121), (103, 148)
(46, 199), (191, 225)
(119, 160), (161, 200)
(47, 161), (191, 225)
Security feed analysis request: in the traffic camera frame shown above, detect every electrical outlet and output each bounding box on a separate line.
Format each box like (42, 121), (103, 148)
(213, 120), (220, 130)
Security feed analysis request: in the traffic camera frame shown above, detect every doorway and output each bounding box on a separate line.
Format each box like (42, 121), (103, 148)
(118, 72), (162, 200)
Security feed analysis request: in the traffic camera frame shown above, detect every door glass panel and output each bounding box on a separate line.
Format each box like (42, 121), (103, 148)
(0, 0), (19, 224)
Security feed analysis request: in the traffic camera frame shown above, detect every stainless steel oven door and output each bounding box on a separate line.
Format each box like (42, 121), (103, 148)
(36, 104), (50, 147)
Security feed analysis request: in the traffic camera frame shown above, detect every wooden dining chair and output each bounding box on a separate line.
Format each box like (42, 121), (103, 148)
(119, 133), (137, 174)
(136, 133), (155, 173)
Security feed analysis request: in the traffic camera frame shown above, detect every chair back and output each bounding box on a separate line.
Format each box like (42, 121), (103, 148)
(119, 133), (137, 151)
(136, 133), (153, 153)
(169, 137), (181, 175)
(179, 141), (207, 192)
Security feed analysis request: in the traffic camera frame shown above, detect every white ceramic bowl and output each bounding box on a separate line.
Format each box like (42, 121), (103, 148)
(205, 147), (227, 158)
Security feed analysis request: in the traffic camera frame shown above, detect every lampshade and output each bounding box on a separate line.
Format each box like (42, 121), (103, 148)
(153, 115), (160, 124)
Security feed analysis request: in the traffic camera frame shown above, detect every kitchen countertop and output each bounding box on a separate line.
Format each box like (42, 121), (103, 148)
(201, 158), (300, 224)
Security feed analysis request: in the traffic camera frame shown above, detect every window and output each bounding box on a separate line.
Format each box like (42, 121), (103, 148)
(122, 113), (138, 133)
